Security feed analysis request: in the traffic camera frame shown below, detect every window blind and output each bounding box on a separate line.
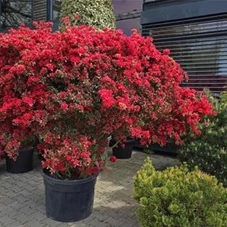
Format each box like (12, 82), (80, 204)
(32, 0), (47, 21)
(142, 15), (227, 94)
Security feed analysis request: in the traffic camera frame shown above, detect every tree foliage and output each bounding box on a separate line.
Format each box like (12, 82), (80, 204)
(60, 0), (116, 30)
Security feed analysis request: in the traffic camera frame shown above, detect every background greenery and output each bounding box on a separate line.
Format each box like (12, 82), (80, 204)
(179, 91), (227, 186)
(134, 158), (227, 227)
(60, 0), (116, 30)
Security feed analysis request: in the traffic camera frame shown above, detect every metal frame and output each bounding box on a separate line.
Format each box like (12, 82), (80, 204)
(47, 0), (53, 21)
(116, 10), (141, 21)
(0, 1), (1, 29)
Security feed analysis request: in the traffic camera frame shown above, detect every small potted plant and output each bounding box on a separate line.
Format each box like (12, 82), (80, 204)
(110, 137), (135, 159)
(5, 137), (35, 173)
(0, 114), (36, 173)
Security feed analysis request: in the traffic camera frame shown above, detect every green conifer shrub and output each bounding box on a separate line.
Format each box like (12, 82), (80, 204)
(134, 158), (227, 227)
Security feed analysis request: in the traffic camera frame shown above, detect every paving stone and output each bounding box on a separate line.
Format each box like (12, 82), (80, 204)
(81, 214), (95, 224)
(8, 200), (32, 211)
(21, 220), (48, 227)
(27, 211), (47, 222)
(19, 206), (37, 216)
(104, 216), (125, 227)
(12, 213), (35, 225)
(0, 197), (15, 206)
(89, 217), (111, 227)
(4, 220), (23, 227)
(94, 213), (108, 222)
(69, 223), (89, 227)
(8, 186), (22, 193)
(39, 218), (64, 227)
(0, 216), (16, 226)
(120, 222), (136, 227)
(4, 191), (18, 199)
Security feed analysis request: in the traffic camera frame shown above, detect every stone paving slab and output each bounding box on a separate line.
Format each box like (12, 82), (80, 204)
(0, 151), (179, 227)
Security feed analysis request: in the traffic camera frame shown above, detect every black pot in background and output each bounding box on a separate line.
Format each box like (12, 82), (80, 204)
(38, 151), (45, 161)
(112, 139), (135, 159)
(42, 171), (97, 222)
(6, 147), (34, 173)
(133, 139), (179, 157)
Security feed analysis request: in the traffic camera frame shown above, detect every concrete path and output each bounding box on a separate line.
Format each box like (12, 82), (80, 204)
(0, 151), (179, 227)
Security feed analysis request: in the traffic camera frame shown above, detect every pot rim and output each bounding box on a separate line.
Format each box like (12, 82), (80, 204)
(111, 139), (135, 144)
(42, 170), (98, 185)
(19, 146), (34, 152)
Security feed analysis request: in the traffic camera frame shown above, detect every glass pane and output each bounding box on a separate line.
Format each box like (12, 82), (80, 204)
(0, 0), (32, 30)
(53, 0), (60, 21)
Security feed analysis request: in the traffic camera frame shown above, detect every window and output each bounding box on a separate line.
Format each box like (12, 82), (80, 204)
(52, 0), (60, 21)
(0, 0), (32, 30)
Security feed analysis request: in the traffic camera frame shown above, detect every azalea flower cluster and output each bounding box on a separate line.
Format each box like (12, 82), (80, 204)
(0, 20), (214, 179)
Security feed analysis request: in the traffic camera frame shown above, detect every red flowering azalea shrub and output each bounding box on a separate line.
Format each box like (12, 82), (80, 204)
(0, 21), (214, 178)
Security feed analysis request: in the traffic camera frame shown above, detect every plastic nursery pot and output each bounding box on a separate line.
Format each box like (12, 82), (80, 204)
(148, 143), (179, 156)
(6, 147), (34, 173)
(112, 139), (135, 159)
(42, 170), (97, 222)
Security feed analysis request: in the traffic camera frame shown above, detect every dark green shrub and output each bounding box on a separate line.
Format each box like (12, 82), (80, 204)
(60, 0), (116, 30)
(179, 91), (227, 186)
(134, 158), (227, 227)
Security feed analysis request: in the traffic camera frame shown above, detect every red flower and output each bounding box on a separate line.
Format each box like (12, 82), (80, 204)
(92, 166), (99, 175)
(163, 49), (170, 55)
(22, 97), (34, 107)
(86, 168), (92, 176)
(74, 15), (80, 20)
(81, 152), (90, 159)
(45, 137), (51, 143)
(110, 156), (117, 163)
(61, 103), (68, 110)
(98, 89), (116, 108)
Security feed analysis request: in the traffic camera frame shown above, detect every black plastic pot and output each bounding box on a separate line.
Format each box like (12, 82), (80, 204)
(112, 140), (134, 159)
(6, 147), (34, 173)
(133, 139), (179, 157)
(42, 171), (97, 222)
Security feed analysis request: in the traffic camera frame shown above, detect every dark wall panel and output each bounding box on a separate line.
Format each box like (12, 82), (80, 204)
(142, 0), (227, 94)
(112, 0), (142, 35)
